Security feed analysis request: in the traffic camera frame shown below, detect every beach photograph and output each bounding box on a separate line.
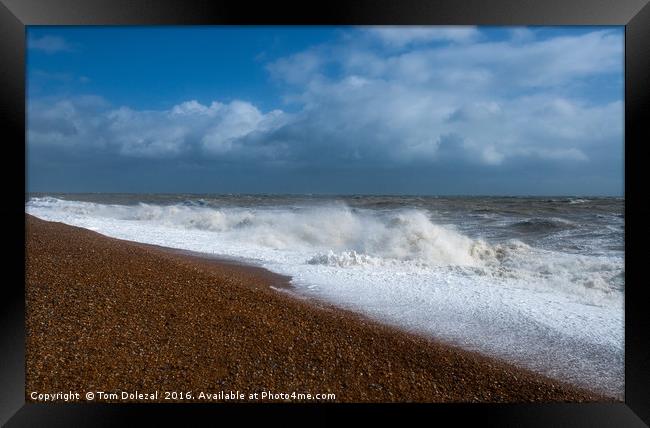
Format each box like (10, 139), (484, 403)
(25, 26), (624, 403)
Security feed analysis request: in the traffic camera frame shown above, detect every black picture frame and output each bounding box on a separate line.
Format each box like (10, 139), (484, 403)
(2, 0), (649, 425)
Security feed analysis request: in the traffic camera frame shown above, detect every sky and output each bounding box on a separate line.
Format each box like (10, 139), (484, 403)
(26, 26), (624, 195)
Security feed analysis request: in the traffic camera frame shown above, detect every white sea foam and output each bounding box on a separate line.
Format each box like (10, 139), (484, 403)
(26, 196), (624, 397)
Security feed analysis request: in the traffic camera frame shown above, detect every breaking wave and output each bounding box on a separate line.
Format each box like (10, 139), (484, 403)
(27, 197), (495, 266)
(27, 196), (623, 297)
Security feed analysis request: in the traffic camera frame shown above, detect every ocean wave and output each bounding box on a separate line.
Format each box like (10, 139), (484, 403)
(28, 197), (491, 266)
(27, 196), (624, 296)
(304, 240), (622, 296)
(510, 217), (578, 232)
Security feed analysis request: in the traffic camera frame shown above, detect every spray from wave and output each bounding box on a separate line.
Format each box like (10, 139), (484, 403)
(27, 196), (622, 297)
(28, 197), (486, 262)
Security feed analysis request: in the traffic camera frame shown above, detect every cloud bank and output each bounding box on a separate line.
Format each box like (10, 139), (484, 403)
(28, 27), (623, 174)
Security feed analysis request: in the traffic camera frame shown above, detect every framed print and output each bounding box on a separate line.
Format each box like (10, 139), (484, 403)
(1, 0), (649, 426)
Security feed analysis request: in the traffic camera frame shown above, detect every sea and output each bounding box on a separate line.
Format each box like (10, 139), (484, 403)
(26, 193), (625, 398)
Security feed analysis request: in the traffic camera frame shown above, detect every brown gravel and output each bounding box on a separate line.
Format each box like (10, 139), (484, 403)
(25, 214), (610, 403)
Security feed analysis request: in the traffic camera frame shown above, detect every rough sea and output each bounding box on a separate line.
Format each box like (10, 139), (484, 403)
(26, 193), (625, 398)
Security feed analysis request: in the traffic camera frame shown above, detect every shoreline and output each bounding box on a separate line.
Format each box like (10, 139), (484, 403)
(26, 214), (613, 402)
(140, 244), (295, 291)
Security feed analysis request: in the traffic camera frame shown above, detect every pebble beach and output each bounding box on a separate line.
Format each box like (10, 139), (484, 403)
(25, 214), (608, 403)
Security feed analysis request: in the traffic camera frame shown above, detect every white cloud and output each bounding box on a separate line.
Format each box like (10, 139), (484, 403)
(262, 76), (621, 166)
(28, 98), (288, 159)
(365, 26), (480, 47)
(28, 35), (75, 54)
(349, 30), (622, 89)
(201, 101), (286, 155)
(267, 50), (326, 85)
(257, 28), (623, 166)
